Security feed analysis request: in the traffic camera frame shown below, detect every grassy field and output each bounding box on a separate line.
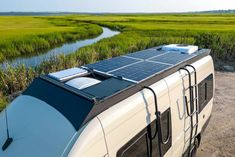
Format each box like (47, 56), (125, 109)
(72, 14), (235, 32)
(0, 16), (103, 62)
(0, 14), (235, 110)
(69, 14), (235, 62)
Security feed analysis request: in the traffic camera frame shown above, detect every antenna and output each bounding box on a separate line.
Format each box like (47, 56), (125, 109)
(2, 102), (13, 151)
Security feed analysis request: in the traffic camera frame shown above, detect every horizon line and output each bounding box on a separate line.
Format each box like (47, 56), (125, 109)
(0, 9), (234, 14)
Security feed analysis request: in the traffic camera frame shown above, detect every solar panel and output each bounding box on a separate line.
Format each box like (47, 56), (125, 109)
(149, 52), (195, 64)
(127, 49), (166, 60)
(84, 45), (204, 83)
(86, 56), (139, 72)
(110, 61), (171, 82)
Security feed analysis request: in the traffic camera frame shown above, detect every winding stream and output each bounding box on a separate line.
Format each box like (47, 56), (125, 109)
(1, 27), (120, 68)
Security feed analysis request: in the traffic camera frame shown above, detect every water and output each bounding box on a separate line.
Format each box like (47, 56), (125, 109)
(1, 27), (120, 68)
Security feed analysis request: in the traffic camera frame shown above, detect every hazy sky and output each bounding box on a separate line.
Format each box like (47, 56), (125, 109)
(0, 0), (235, 13)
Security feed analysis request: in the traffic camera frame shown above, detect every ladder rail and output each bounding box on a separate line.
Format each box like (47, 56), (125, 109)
(186, 65), (199, 155)
(180, 67), (194, 157)
(184, 96), (197, 117)
(180, 66), (199, 157)
(180, 67), (194, 114)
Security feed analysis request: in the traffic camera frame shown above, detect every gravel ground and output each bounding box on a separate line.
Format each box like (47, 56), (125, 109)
(197, 71), (235, 157)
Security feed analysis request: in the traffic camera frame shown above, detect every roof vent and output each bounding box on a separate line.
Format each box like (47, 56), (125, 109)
(162, 44), (198, 54)
(48, 68), (88, 81)
(66, 77), (101, 90)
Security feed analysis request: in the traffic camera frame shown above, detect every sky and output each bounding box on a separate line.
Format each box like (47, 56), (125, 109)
(0, 0), (235, 13)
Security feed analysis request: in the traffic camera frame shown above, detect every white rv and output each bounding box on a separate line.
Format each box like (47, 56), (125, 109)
(0, 44), (214, 157)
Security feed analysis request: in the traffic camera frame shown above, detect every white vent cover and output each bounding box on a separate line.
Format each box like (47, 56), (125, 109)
(49, 68), (88, 81)
(162, 44), (198, 54)
(66, 77), (101, 90)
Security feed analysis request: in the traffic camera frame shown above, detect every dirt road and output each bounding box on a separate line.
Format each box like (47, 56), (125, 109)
(197, 72), (235, 157)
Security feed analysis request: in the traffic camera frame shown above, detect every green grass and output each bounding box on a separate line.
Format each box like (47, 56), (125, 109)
(71, 14), (235, 31)
(0, 14), (235, 110)
(1, 14), (234, 62)
(0, 16), (103, 62)
(0, 16), (69, 40)
(68, 14), (235, 62)
(0, 92), (7, 111)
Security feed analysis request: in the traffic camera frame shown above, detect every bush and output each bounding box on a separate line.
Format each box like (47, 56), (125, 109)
(195, 33), (235, 61)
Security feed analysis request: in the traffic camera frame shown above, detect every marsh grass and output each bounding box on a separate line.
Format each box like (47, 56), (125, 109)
(0, 14), (235, 110)
(0, 16), (103, 62)
(0, 92), (7, 111)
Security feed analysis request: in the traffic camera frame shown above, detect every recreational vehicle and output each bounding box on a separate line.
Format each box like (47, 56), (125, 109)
(0, 44), (214, 157)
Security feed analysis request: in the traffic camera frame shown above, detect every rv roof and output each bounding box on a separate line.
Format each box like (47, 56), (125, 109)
(23, 45), (210, 130)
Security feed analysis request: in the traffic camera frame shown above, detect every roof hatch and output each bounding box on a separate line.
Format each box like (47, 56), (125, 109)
(162, 44), (198, 54)
(48, 68), (88, 81)
(66, 77), (101, 90)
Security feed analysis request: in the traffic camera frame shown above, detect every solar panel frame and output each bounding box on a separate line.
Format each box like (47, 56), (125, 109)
(110, 61), (171, 82)
(149, 52), (196, 64)
(126, 49), (166, 60)
(85, 56), (139, 72)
